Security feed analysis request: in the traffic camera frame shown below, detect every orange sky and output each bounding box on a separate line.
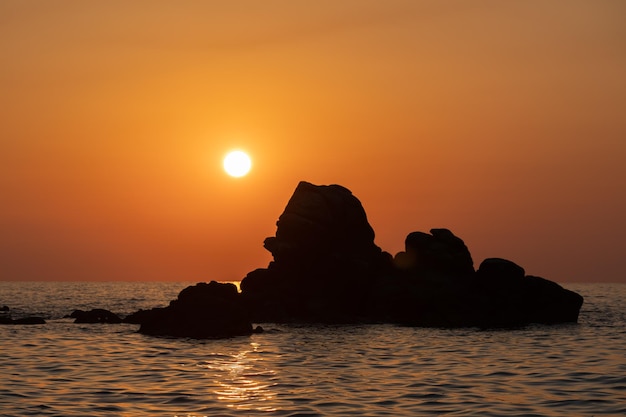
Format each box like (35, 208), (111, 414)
(1, 1), (625, 283)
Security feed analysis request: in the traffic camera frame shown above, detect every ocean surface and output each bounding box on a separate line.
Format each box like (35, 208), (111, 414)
(0, 282), (624, 417)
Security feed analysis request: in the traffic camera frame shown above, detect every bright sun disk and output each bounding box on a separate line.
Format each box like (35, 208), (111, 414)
(223, 150), (252, 177)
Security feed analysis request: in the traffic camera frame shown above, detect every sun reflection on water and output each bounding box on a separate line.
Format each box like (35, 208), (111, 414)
(196, 342), (278, 412)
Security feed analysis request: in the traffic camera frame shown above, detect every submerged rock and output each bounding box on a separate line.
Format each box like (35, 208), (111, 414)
(0, 305), (46, 325)
(13, 317), (47, 325)
(70, 308), (122, 324)
(0, 316), (46, 325)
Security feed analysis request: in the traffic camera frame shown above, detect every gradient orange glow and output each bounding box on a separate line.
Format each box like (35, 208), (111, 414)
(1, 1), (625, 282)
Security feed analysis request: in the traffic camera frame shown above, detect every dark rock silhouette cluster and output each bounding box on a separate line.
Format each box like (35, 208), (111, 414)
(44, 181), (583, 337)
(238, 181), (582, 328)
(121, 181), (583, 337)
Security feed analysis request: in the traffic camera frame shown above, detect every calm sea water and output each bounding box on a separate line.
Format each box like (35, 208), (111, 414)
(0, 282), (624, 417)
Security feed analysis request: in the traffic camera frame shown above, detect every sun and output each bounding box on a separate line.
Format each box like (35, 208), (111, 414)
(223, 150), (252, 177)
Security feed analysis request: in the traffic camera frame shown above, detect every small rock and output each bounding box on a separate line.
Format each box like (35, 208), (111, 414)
(71, 309), (122, 324)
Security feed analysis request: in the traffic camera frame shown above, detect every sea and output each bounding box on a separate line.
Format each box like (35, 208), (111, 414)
(0, 282), (624, 417)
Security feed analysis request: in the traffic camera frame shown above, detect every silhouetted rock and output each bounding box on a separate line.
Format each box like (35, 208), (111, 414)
(238, 181), (583, 327)
(472, 259), (584, 326)
(125, 181), (583, 333)
(13, 317), (46, 325)
(263, 181), (382, 267)
(382, 253), (584, 327)
(395, 228), (474, 278)
(476, 258), (525, 284)
(0, 305), (46, 325)
(521, 275), (583, 324)
(123, 308), (159, 324)
(137, 281), (254, 338)
(70, 309), (122, 324)
(241, 181), (391, 322)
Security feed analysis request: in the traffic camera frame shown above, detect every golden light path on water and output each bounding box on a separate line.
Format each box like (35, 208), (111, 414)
(195, 342), (278, 412)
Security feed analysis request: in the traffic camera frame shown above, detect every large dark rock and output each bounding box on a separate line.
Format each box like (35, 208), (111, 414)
(136, 281), (255, 338)
(241, 181), (392, 322)
(262, 181), (383, 268)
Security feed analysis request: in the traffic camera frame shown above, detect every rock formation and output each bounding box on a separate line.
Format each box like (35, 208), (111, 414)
(69, 308), (122, 324)
(0, 306), (46, 325)
(473, 258), (583, 326)
(239, 181), (583, 327)
(131, 281), (259, 338)
(128, 180), (584, 337)
(0, 316), (46, 325)
(241, 181), (392, 323)
(395, 228), (474, 277)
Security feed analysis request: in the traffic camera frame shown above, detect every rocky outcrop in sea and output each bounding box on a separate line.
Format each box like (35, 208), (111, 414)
(123, 181), (583, 337)
(127, 281), (261, 338)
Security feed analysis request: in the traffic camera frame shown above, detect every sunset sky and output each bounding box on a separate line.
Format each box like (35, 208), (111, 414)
(1, 1), (625, 283)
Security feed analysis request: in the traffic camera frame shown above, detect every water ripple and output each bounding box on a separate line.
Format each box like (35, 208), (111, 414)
(0, 283), (624, 416)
